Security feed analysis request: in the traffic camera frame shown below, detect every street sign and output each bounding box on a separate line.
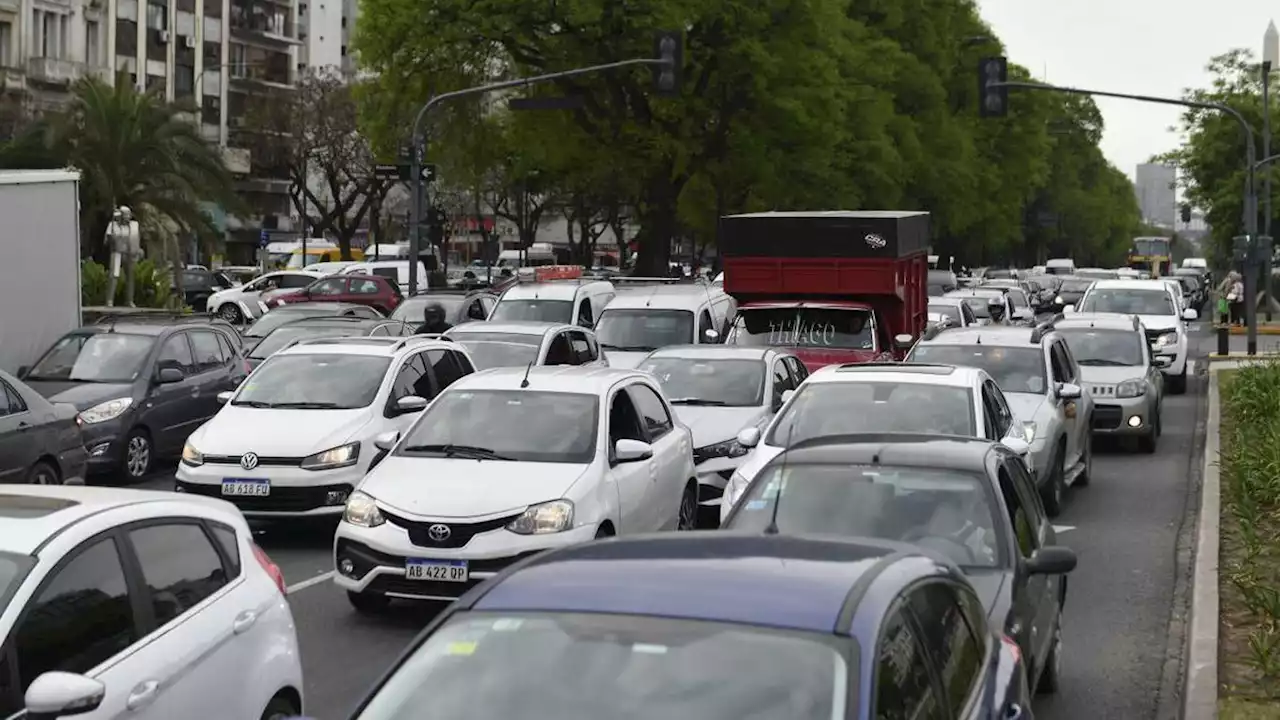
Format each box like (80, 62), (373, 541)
(421, 164), (437, 183)
(374, 164), (400, 181)
(259, 229), (270, 248)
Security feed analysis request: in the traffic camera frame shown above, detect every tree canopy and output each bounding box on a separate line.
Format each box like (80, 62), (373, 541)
(352, 0), (1140, 271)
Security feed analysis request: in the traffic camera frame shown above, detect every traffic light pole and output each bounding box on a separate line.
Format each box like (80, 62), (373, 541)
(406, 54), (677, 295)
(988, 79), (1261, 353)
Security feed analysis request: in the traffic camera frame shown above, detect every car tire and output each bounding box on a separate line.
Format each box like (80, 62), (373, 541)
(1138, 428), (1158, 454)
(218, 302), (244, 323)
(1074, 433), (1091, 487)
(192, 294), (210, 313)
(259, 694), (300, 720)
(1038, 619), (1063, 694)
(26, 461), (60, 485)
(1169, 366), (1188, 395)
(595, 524), (615, 539)
(122, 428), (152, 481)
(677, 482), (699, 531)
(1040, 443), (1065, 517)
(347, 590), (391, 615)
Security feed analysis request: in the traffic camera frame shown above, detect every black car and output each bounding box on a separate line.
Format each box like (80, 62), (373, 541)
(723, 433), (1077, 696)
(17, 319), (248, 481)
(1048, 276), (1095, 313)
(389, 289), (498, 327)
(178, 268), (237, 313)
(240, 302), (385, 355)
(0, 369), (88, 485)
(245, 316), (414, 369)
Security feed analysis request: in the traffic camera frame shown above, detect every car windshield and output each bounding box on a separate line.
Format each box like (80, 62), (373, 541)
(1075, 270), (1118, 280)
(490, 299), (574, 324)
(26, 333), (155, 382)
(727, 464), (1002, 569)
(637, 357), (765, 407)
(353, 611), (848, 720)
(731, 307), (874, 350)
(595, 309), (694, 352)
(448, 333), (542, 370)
(766, 382), (976, 445)
(232, 354), (390, 409)
(398, 390), (598, 463)
(1059, 279), (1095, 293)
(249, 323), (374, 359)
(928, 304), (963, 325)
(1057, 328), (1145, 366)
(952, 295), (998, 318)
(908, 345), (1048, 395)
(1079, 289), (1174, 316)
(1005, 288), (1029, 308)
(390, 296), (466, 322)
(244, 308), (342, 337)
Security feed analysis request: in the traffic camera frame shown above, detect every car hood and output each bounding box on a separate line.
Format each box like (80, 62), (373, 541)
(672, 405), (769, 447)
(191, 406), (371, 456)
(967, 569), (1014, 624)
(24, 381), (136, 410)
(1002, 392), (1047, 422)
(362, 459), (590, 518)
(1078, 365), (1147, 385)
(1136, 314), (1178, 332)
(604, 351), (649, 369)
(210, 286), (251, 305)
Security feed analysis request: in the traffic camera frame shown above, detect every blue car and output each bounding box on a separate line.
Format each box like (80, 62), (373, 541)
(337, 533), (1034, 719)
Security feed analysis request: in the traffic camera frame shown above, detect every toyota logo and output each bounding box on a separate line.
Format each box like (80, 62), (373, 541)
(427, 524), (452, 542)
(240, 452), (259, 471)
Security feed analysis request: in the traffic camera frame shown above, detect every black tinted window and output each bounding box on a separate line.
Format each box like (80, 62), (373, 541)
(15, 538), (137, 689)
(158, 333), (195, 374)
(875, 604), (945, 720)
(279, 274), (315, 289)
(628, 384), (673, 438)
(190, 331), (225, 371)
(0, 381), (22, 416)
(427, 349), (467, 390)
(908, 583), (984, 713)
(210, 524), (241, 577)
(129, 524), (229, 624)
(390, 354), (435, 402)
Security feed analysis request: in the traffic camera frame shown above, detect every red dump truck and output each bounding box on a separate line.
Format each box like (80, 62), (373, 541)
(719, 210), (929, 370)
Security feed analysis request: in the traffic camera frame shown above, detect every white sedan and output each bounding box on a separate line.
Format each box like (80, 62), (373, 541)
(443, 321), (608, 369)
(334, 365), (697, 613)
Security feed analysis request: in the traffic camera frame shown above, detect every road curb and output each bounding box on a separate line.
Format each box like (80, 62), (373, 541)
(1184, 369), (1221, 719)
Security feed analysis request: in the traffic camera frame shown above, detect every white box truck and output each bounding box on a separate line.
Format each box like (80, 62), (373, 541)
(0, 169), (82, 374)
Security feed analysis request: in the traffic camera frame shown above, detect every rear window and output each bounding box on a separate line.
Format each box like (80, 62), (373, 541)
(766, 381), (976, 444)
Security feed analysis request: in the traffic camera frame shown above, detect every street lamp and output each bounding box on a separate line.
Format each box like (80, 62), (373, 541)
(1263, 21), (1278, 319)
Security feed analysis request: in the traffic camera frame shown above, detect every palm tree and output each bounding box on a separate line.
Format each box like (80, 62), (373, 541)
(0, 76), (243, 261)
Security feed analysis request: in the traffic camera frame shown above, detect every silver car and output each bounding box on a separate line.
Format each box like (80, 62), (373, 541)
(904, 322), (1094, 517)
(1052, 313), (1165, 453)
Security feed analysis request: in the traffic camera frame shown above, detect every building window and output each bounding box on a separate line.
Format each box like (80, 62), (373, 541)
(145, 74), (164, 92)
(340, 15), (346, 27)
(203, 40), (221, 67)
(201, 94), (220, 126)
(175, 64), (195, 97)
(229, 43), (246, 76)
(114, 19), (137, 56)
(298, 2), (306, 12)
(0, 21), (11, 67)
(340, 45), (346, 56)
(203, 0), (222, 19)
(177, 0), (195, 12)
(85, 20), (100, 65)
(146, 1), (167, 30)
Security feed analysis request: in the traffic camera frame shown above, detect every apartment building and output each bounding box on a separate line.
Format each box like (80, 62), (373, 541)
(294, 0), (352, 75)
(0, 0), (300, 262)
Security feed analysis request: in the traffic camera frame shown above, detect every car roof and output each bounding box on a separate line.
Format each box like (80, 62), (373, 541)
(1087, 279), (1176, 291)
(919, 326), (1047, 347)
(445, 321), (570, 337)
(605, 285), (722, 310)
(944, 288), (1004, 298)
(267, 301), (370, 313)
(500, 281), (612, 300)
(928, 297), (966, 307)
(806, 362), (982, 386)
(472, 533), (928, 633)
(275, 335), (455, 357)
(644, 345), (776, 361)
(451, 365), (648, 394)
(1053, 313), (1140, 330)
(0, 486), (237, 555)
(769, 434), (996, 471)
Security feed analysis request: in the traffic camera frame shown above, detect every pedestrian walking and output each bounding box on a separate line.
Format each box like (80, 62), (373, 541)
(1226, 272), (1245, 325)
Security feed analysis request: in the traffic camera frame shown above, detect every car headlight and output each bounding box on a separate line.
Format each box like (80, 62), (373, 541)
(181, 442), (204, 467)
(301, 442), (360, 470)
(76, 397), (133, 424)
(1155, 332), (1177, 348)
(1115, 379), (1146, 398)
(1055, 296), (1064, 304)
(506, 500), (574, 535)
(343, 491), (385, 528)
(694, 438), (749, 463)
(1021, 421), (1037, 443)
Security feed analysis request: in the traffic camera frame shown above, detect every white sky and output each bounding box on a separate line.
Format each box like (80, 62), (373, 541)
(977, 0), (1274, 183)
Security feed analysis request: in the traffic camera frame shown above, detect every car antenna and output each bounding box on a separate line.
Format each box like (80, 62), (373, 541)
(764, 417), (797, 535)
(520, 361), (532, 389)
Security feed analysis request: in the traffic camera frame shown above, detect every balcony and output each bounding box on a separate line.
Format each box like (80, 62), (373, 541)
(222, 146), (251, 174)
(26, 58), (83, 86)
(86, 65), (115, 84)
(0, 66), (23, 92)
(228, 67), (292, 91)
(229, 4), (298, 46)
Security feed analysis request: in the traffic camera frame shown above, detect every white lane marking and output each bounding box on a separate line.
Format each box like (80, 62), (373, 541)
(1052, 525), (1076, 534)
(286, 571), (335, 595)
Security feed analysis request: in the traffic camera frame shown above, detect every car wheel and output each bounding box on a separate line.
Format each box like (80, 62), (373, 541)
(26, 461), (59, 485)
(192, 295), (210, 313)
(259, 694), (300, 720)
(347, 590), (391, 615)
(1075, 433), (1091, 487)
(122, 429), (152, 481)
(218, 302), (243, 323)
(1038, 619), (1063, 694)
(1138, 427), (1158, 454)
(1169, 366), (1188, 395)
(677, 482), (699, 531)
(1040, 444), (1065, 517)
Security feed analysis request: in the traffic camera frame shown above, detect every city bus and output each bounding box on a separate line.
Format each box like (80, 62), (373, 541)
(1127, 236), (1173, 277)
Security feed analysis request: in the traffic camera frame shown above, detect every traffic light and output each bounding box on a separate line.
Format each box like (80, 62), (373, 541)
(426, 206), (446, 245)
(978, 57), (1008, 118)
(1180, 204), (1192, 223)
(653, 31), (683, 97)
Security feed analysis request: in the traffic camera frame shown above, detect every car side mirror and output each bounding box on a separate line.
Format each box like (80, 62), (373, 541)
(1025, 545), (1078, 575)
(703, 328), (720, 341)
(395, 395), (428, 414)
(16, 365), (27, 379)
(1056, 383), (1082, 400)
(1062, 305), (1075, 314)
(893, 333), (915, 350)
(737, 426), (762, 448)
(216, 390), (234, 404)
(374, 430), (400, 451)
(780, 389), (795, 405)
(156, 367), (185, 384)
(25, 671), (106, 718)
(614, 438), (653, 462)
(1153, 355), (1172, 368)
(1182, 308), (1198, 321)
(1002, 435), (1030, 456)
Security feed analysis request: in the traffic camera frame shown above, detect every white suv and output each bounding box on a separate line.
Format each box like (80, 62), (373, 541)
(0, 486), (302, 719)
(175, 336), (477, 517)
(1067, 279), (1196, 393)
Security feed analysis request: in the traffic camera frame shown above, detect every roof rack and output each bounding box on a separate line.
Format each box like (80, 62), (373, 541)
(607, 276), (712, 288)
(287, 336), (401, 348)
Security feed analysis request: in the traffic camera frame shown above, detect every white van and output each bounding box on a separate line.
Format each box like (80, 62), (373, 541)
(497, 242), (558, 268)
(593, 284), (738, 368)
(342, 260), (430, 290)
(1045, 258), (1076, 275)
(491, 269), (616, 328)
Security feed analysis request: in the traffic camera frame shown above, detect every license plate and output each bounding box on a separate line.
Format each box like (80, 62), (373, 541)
(221, 479), (270, 497)
(405, 559), (468, 582)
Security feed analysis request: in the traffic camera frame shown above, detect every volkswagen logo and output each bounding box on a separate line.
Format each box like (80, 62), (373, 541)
(240, 452), (259, 471)
(427, 524), (452, 542)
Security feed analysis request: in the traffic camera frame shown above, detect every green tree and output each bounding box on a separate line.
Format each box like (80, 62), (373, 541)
(0, 77), (242, 260)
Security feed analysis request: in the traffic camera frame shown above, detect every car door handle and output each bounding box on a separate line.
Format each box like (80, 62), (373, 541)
(126, 680), (160, 710)
(232, 610), (258, 634)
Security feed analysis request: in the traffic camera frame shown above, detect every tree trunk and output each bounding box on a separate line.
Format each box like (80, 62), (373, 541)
(632, 197), (677, 276)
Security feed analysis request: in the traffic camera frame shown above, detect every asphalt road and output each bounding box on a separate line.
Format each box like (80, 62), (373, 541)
(133, 328), (1211, 719)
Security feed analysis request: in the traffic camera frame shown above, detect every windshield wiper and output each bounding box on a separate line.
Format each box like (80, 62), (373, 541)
(668, 398), (728, 406)
(399, 443), (514, 460)
(267, 401), (343, 409)
(230, 399), (273, 408)
(1077, 359), (1131, 366)
(600, 344), (655, 352)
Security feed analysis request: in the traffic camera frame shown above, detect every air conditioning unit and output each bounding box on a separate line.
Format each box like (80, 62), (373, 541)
(183, 35), (196, 49)
(158, 30), (170, 43)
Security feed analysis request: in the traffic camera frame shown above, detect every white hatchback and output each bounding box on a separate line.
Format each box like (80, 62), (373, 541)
(175, 336), (476, 517)
(333, 366), (697, 612)
(0, 486), (302, 720)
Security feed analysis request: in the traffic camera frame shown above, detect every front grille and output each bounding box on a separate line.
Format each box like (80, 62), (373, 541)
(1091, 385), (1114, 396)
(382, 510), (523, 549)
(1093, 404), (1123, 430)
(202, 454), (303, 467)
(176, 480), (352, 512)
(336, 539), (542, 599)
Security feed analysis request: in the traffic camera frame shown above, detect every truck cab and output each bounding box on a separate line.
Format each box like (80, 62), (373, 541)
(717, 210), (929, 371)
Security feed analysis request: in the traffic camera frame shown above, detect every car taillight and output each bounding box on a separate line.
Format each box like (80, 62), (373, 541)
(1001, 634), (1021, 663)
(253, 543), (288, 595)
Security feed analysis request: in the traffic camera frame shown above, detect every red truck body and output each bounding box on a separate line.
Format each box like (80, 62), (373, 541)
(719, 211), (929, 371)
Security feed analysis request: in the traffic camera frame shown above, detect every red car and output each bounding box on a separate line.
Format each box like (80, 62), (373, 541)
(264, 273), (402, 315)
